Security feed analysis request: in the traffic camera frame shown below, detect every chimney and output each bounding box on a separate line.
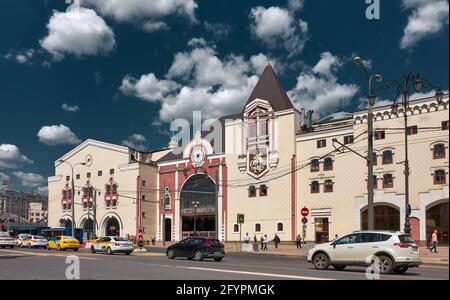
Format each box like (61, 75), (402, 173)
(307, 110), (314, 128)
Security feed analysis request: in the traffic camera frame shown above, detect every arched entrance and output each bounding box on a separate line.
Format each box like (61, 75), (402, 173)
(426, 201), (449, 245)
(82, 218), (95, 240)
(104, 216), (120, 237)
(361, 205), (400, 231)
(180, 174), (216, 239)
(60, 218), (72, 229)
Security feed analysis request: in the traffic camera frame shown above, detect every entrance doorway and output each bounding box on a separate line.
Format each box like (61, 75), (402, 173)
(164, 218), (172, 242)
(180, 174), (217, 238)
(315, 218), (329, 243)
(82, 218), (95, 240)
(361, 205), (400, 231)
(426, 202), (449, 245)
(104, 217), (120, 237)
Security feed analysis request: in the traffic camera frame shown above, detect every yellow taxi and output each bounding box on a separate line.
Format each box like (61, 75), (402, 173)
(47, 236), (81, 251)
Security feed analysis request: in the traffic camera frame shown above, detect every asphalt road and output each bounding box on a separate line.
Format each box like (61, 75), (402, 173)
(0, 247), (448, 280)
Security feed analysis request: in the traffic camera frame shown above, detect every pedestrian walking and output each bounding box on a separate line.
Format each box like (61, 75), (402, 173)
(296, 234), (302, 249)
(429, 230), (439, 253)
(243, 232), (251, 244)
(273, 234), (280, 249)
(260, 235), (264, 250)
(151, 236), (156, 245)
(262, 234), (269, 251)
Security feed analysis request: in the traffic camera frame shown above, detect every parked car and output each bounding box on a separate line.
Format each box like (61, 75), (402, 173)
(166, 237), (225, 262)
(47, 236), (80, 251)
(15, 234), (31, 247)
(24, 235), (48, 249)
(307, 231), (421, 274)
(90, 236), (134, 255)
(0, 232), (16, 249)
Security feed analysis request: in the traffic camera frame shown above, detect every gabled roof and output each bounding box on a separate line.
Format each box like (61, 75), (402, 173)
(243, 63), (294, 112)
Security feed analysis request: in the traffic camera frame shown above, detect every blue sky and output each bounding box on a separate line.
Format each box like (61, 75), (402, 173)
(0, 0), (448, 193)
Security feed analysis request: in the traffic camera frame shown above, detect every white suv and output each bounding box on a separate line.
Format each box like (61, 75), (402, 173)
(307, 231), (421, 274)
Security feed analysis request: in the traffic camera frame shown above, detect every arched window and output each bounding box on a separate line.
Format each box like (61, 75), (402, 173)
(277, 223), (284, 232)
(433, 144), (446, 159)
(383, 174), (394, 188)
(105, 178), (118, 207)
(310, 159), (320, 172)
(61, 184), (71, 211)
(255, 223), (261, 232)
(310, 181), (320, 193)
(259, 185), (268, 197)
(382, 150), (393, 165)
(324, 157), (333, 171)
(248, 186), (256, 198)
(434, 170), (447, 185)
(233, 224), (239, 233)
(82, 183), (94, 209)
(324, 180), (334, 193)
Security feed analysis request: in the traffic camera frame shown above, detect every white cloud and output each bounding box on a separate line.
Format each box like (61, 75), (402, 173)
(400, 0), (449, 49)
(81, 0), (198, 22)
(0, 144), (33, 169)
(204, 22), (232, 39)
(13, 172), (46, 188)
(142, 21), (170, 32)
(3, 49), (35, 64)
(288, 0), (305, 11)
(288, 52), (359, 117)
(37, 125), (81, 146)
(249, 6), (308, 56)
(120, 73), (180, 102)
(0, 172), (10, 182)
(121, 42), (267, 122)
(121, 134), (148, 151)
(62, 103), (80, 112)
(40, 5), (116, 60)
(37, 186), (49, 195)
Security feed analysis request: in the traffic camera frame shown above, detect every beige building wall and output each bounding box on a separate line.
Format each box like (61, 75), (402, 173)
(297, 96), (449, 243)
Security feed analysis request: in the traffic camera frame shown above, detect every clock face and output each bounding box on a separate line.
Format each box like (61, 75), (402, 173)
(85, 155), (93, 167)
(191, 148), (205, 166)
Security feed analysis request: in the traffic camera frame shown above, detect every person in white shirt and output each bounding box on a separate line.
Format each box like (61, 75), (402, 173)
(243, 233), (250, 244)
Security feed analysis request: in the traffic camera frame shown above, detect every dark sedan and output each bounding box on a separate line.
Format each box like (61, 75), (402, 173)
(166, 237), (225, 262)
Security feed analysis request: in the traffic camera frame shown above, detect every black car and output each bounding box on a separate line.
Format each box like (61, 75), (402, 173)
(166, 237), (225, 262)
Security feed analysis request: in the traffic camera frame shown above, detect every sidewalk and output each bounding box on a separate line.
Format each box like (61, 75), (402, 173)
(419, 246), (449, 266)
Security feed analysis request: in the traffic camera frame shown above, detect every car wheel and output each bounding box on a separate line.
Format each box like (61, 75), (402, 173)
(193, 250), (203, 261)
(125, 252), (131, 256)
(214, 258), (223, 262)
(377, 255), (393, 274)
(107, 247), (113, 255)
(10, 246), (14, 249)
(393, 266), (408, 274)
(167, 249), (175, 259)
(90, 246), (96, 254)
(313, 253), (330, 270)
(73, 248), (78, 252)
(333, 265), (346, 271)
(57, 245), (62, 251)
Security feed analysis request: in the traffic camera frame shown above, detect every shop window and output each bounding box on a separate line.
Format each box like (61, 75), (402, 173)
(248, 186), (256, 198)
(317, 139), (326, 149)
(310, 181), (320, 194)
(324, 157), (333, 171)
(255, 223), (261, 232)
(277, 223), (284, 232)
(374, 130), (385, 140)
(433, 144), (446, 159)
(382, 150), (393, 165)
(324, 180), (334, 193)
(434, 170), (447, 185)
(344, 135), (354, 145)
(310, 159), (320, 172)
(383, 174), (394, 188)
(259, 185), (268, 197)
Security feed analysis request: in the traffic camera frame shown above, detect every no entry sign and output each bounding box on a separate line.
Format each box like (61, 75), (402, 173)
(301, 207), (309, 217)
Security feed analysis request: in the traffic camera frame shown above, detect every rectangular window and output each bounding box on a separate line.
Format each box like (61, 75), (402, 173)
(259, 185), (268, 197)
(142, 180), (146, 187)
(367, 175), (378, 189)
(367, 152), (378, 166)
(87, 172), (91, 178)
(324, 180), (333, 193)
(310, 159), (320, 172)
(374, 131), (385, 140)
(66, 176), (70, 181)
(434, 170), (447, 185)
(442, 121), (449, 130)
(248, 121), (257, 139)
(76, 174), (80, 180)
(433, 144), (446, 159)
(310, 181), (320, 194)
(317, 139), (326, 148)
(407, 125), (418, 135)
(248, 186), (256, 198)
(383, 174), (394, 188)
(110, 169), (114, 175)
(382, 151), (393, 165)
(98, 171), (102, 177)
(344, 135), (354, 145)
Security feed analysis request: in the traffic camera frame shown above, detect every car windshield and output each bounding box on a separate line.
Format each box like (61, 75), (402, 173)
(113, 237), (127, 241)
(398, 235), (414, 243)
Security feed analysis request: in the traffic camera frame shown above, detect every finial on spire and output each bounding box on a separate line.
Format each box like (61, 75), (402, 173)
(267, 56), (272, 66)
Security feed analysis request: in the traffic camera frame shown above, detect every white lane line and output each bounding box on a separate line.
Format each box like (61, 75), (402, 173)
(0, 249), (98, 260)
(180, 266), (334, 280)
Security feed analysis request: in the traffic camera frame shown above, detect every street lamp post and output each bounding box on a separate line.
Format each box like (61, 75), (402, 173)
(192, 200), (200, 236)
(58, 160), (86, 237)
(354, 56), (382, 231)
(380, 74), (443, 234)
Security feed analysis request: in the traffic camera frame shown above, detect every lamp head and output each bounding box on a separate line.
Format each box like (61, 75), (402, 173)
(375, 74), (383, 82)
(353, 56), (363, 66)
(391, 102), (399, 115)
(435, 89), (444, 104)
(414, 77), (423, 93)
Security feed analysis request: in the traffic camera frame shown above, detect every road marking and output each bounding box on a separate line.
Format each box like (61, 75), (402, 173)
(182, 266), (334, 280)
(0, 249), (98, 260)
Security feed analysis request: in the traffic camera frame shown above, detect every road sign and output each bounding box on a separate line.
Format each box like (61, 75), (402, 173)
(301, 207), (309, 217)
(302, 217), (308, 224)
(137, 240), (144, 248)
(237, 213), (245, 224)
